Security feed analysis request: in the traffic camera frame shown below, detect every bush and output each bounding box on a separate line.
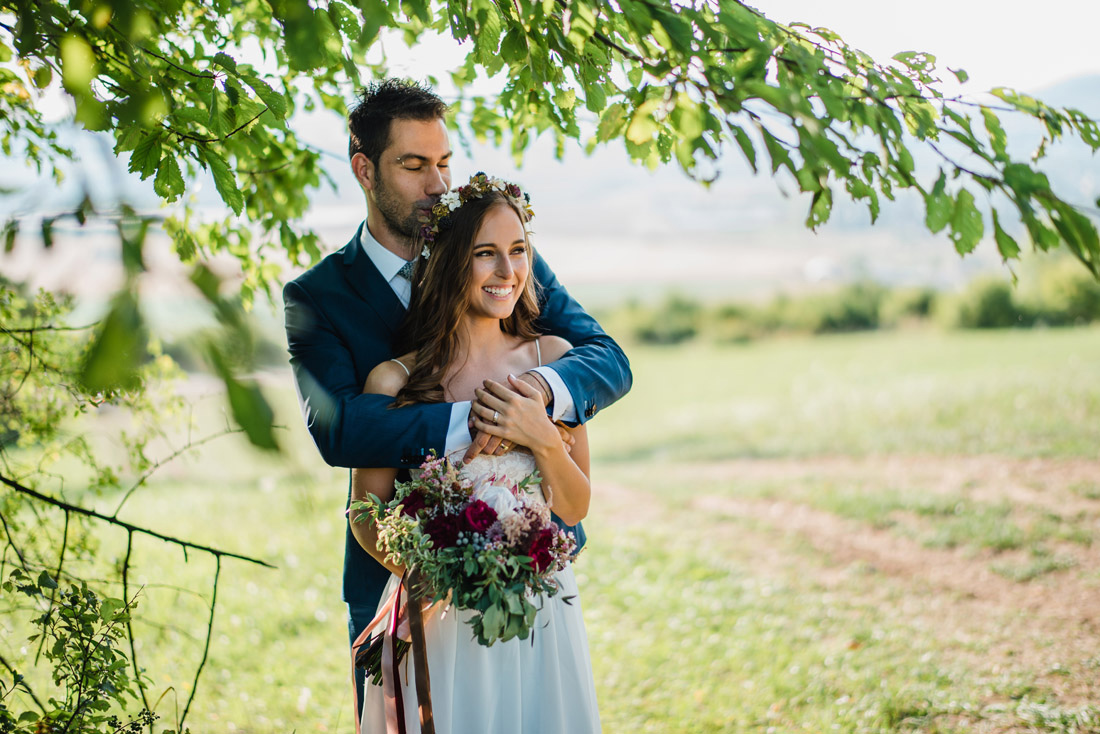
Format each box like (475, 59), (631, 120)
(880, 287), (939, 327)
(1026, 257), (1100, 325)
(631, 294), (701, 345)
(772, 282), (886, 334)
(941, 276), (1032, 329)
(707, 302), (759, 343)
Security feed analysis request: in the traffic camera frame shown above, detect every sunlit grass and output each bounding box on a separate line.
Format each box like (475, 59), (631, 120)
(8, 327), (1100, 732)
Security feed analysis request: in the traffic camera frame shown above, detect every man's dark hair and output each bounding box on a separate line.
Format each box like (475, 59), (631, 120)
(348, 79), (448, 164)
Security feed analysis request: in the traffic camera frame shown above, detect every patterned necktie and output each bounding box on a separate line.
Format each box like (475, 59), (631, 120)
(397, 259), (415, 281)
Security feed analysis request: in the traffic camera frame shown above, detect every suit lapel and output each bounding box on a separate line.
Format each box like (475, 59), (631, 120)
(341, 235), (406, 336)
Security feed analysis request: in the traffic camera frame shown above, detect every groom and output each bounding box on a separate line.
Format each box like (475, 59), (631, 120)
(283, 79), (632, 716)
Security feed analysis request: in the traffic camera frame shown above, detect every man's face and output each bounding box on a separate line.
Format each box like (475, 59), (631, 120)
(369, 118), (452, 241)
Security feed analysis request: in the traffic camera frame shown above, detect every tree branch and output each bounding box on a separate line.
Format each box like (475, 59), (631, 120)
(179, 556), (219, 732)
(0, 474), (275, 568)
(112, 427), (244, 517)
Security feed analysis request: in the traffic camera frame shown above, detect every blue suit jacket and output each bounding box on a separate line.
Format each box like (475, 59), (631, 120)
(283, 230), (632, 609)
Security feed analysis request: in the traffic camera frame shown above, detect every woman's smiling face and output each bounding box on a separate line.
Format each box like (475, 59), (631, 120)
(466, 203), (530, 321)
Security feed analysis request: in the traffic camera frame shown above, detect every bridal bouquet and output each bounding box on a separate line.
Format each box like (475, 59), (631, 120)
(352, 453), (576, 648)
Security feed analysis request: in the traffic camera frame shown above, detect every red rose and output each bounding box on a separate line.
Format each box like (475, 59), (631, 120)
(423, 513), (461, 549)
(528, 527), (557, 572)
(461, 500), (497, 533)
(400, 490), (427, 518)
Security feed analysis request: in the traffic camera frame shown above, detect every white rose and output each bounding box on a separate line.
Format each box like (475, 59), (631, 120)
(474, 484), (519, 520)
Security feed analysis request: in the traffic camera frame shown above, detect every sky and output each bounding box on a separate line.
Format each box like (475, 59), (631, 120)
(751, 0), (1100, 93)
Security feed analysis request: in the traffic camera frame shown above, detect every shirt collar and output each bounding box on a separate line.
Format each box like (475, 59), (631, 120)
(357, 220), (411, 282)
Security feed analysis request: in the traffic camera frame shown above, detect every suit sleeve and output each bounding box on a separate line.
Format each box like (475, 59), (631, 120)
(283, 279), (451, 469)
(533, 254), (632, 424)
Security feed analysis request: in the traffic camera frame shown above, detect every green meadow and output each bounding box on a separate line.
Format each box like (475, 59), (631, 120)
(12, 326), (1100, 732)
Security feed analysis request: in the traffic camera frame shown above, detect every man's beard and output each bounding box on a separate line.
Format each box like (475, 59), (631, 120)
(373, 168), (420, 242)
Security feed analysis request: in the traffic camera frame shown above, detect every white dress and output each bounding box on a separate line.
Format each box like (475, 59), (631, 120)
(359, 450), (601, 734)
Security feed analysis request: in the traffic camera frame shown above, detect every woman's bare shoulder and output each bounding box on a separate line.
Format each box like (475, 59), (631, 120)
(537, 335), (572, 364)
(363, 353), (415, 397)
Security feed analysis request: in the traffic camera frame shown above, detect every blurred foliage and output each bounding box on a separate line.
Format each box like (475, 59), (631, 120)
(1, 569), (161, 733)
(604, 257), (1100, 345)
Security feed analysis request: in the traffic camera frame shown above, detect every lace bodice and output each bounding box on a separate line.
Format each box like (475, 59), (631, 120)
(447, 449), (548, 510)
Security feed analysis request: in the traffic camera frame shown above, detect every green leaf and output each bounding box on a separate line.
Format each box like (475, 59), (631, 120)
(950, 67), (969, 84)
(40, 217), (54, 248)
(732, 126), (757, 173)
(553, 87), (576, 111)
(3, 218), (18, 253)
(32, 64), (52, 89)
(583, 80), (607, 114)
(924, 171), (951, 233)
(670, 96), (704, 140)
(1002, 163), (1051, 199)
(203, 150), (244, 215)
(474, 6), (503, 66)
(949, 188), (984, 255)
(80, 290), (146, 393)
(211, 52), (237, 72)
(981, 107), (1008, 163)
(128, 133), (161, 180)
(991, 210), (1020, 261)
(500, 28), (528, 64)
(1049, 200), (1100, 274)
(761, 129), (794, 176)
(806, 187), (833, 228)
(626, 99), (661, 145)
(99, 597), (124, 620)
(596, 103), (628, 142)
(59, 34), (95, 93)
(208, 344), (279, 450)
(652, 7), (693, 53)
(37, 571), (57, 590)
(153, 154), (185, 201)
(480, 603), (505, 641)
(242, 75), (288, 121)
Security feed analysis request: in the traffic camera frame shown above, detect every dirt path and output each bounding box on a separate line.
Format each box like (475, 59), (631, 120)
(594, 455), (1100, 710)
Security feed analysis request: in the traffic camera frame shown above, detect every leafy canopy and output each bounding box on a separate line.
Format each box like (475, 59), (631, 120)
(2, 0), (1099, 292)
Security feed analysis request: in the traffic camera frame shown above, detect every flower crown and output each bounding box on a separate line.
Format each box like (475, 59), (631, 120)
(418, 172), (534, 249)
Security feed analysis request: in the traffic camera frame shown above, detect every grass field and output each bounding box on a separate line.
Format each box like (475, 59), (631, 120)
(11, 327), (1100, 732)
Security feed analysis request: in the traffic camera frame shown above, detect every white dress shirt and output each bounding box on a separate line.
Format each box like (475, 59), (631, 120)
(357, 222), (578, 455)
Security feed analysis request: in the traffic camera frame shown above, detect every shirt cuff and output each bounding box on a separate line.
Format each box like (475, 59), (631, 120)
(445, 401), (473, 456)
(531, 366), (577, 423)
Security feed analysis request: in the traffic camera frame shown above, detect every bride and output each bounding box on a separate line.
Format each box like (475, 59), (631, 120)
(350, 174), (601, 733)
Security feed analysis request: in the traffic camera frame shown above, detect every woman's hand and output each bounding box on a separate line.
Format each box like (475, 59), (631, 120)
(470, 375), (561, 454)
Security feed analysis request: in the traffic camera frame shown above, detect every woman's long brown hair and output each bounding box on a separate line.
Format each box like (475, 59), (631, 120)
(392, 192), (541, 408)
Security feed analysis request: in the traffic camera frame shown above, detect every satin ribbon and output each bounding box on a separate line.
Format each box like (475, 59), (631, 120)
(352, 577), (447, 734)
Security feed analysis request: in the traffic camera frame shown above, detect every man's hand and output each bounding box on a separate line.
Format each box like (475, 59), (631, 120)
(462, 371), (551, 464)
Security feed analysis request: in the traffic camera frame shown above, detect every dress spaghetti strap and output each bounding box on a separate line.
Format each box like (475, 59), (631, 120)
(535, 338), (542, 367)
(389, 358), (410, 376)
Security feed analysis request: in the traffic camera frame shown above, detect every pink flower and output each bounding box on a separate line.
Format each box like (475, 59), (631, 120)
(461, 499), (497, 533)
